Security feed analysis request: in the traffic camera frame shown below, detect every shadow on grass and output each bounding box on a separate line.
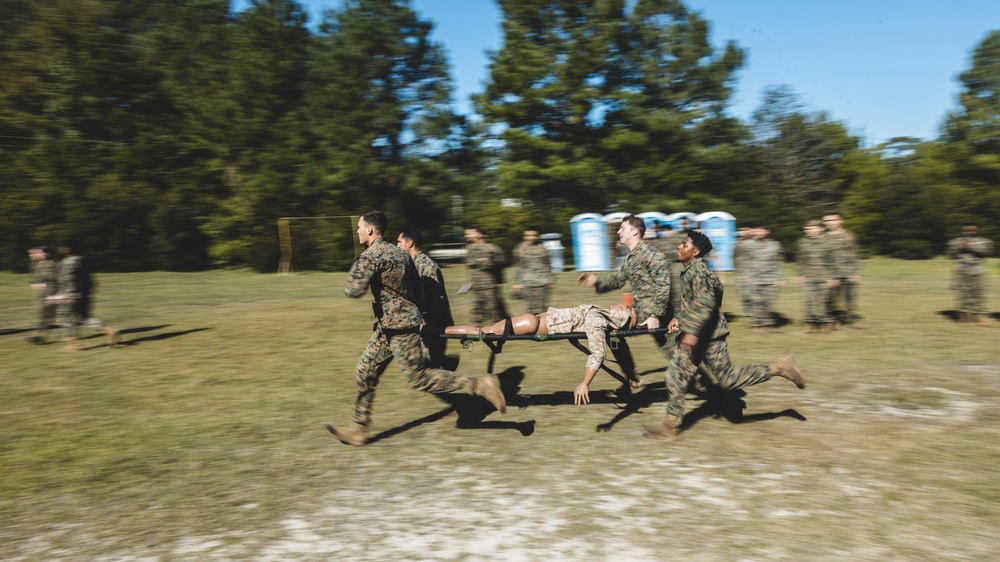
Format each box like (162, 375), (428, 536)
(938, 310), (1000, 323)
(0, 327), (34, 338)
(81, 325), (210, 350)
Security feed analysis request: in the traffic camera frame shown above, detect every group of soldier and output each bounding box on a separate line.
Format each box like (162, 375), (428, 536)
(731, 212), (861, 333)
(328, 210), (807, 445)
(27, 242), (120, 351)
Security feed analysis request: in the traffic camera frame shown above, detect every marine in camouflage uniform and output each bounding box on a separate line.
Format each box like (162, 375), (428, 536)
(512, 229), (553, 313)
(53, 243), (119, 351)
(741, 227), (784, 328)
(643, 232), (805, 441)
(732, 228), (753, 318)
(823, 214), (861, 324)
(581, 217), (671, 392)
(413, 250), (454, 367)
(464, 228), (506, 325)
(795, 221), (834, 330)
(328, 213), (506, 446)
(947, 225), (994, 323)
(28, 246), (57, 342)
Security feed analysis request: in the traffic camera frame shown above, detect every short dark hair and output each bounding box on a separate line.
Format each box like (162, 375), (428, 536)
(360, 210), (387, 235)
(399, 228), (423, 248)
(622, 215), (646, 239)
(525, 226), (541, 234)
(686, 229), (713, 257)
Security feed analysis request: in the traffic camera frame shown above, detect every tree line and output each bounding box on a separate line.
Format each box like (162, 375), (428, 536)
(1, 0), (997, 272)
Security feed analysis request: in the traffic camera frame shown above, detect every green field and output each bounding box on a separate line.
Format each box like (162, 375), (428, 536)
(2, 258), (999, 560)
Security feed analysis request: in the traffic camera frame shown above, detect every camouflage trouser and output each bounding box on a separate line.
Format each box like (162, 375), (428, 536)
(36, 297), (57, 332)
(954, 272), (986, 314)
(471, 287), (505, 326)
(663, 336), (771, 419)
(351, 327), (478, 426)
(828, 279), (858, 322)
(520, 286), (549, 314)
(802, 282), (831, 324)
(745, 284), (777, 327)
(58, 297), (104, 338)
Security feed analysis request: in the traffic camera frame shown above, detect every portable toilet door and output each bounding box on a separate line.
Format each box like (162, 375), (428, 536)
(570, 213), (611, 271)
(636, 212), (670, 239)
(665, 212), (698, 232)
(695, 211), (737, 271)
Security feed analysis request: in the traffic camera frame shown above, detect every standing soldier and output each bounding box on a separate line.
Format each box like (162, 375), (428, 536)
(743, 225), (784, 330)
(794, 220), (835, 332)
(327, 211), (506, 447)
(947, 224), (994, 325)
(733, 224), (754, 320)
(397, 229), (454, 368)
(578, 215), (670, 395)
(462, 226), (506, 325)
(512, 227), (554, 313)
(823, 212), (861, 325)
(27, 246), (58, 344)
(52, 241), (120, 351)
(643, 231), (806, 442)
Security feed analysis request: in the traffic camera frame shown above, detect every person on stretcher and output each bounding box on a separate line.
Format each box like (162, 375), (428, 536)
(445, 304), (643, 405)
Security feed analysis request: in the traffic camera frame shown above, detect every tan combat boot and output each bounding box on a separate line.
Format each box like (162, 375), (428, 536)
(104, 327), (121, 347)
(769, 355), (806, 389)
(642, 414), (682, 441)
(476, 375), (507, 414)
(325, 422), (368, 446)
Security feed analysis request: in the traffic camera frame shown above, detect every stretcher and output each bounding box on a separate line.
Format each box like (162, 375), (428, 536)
(441, 322), (675, 387)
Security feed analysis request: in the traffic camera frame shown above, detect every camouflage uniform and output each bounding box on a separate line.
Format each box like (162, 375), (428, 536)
(795, 235), (833, 325)
(663, 258), (772, 419)
(733, 235), (753, 316)
(412, 251), (454, 368)
(465, 240), (506, 325)
(591, 241), (672, 379)
(56, 254), (105, 338)
(345, 238), (478, 428)
(546, 305), (634, 373)
(825, 230), (860, 323)
(742, 238), (783, 327)
(947, 235), (994, 316)
(30, 257), (57, 333)
(513, 240), (553, 313)
(650, 235), (683, 317)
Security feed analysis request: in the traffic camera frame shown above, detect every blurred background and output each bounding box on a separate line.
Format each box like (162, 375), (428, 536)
(1, 0), (997, 272)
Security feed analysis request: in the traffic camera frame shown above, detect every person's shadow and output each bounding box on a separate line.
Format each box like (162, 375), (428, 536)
(80, 325), (211, 349)
(365, 368), (536, 444)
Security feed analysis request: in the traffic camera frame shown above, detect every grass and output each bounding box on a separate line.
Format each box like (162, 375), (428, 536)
(1, 257), (999, 560)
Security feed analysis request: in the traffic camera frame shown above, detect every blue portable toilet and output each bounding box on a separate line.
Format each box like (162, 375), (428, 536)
(570, 213), (611, 271)
(665, 212), (698, 232)
(636, 212), (670, 239)
(695, 211), (737, 271)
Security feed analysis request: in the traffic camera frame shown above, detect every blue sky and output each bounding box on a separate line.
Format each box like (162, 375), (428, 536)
(236, 0), (998, 146)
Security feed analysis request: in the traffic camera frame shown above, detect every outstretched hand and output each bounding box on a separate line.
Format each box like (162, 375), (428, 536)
(577, 273), (597, 287)
(573, 382), (591, 405)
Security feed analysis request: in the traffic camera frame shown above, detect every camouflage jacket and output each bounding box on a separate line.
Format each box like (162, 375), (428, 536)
(465, 241), (505, 288)
(824, 230), (859, 278)
(413, 251), (454, 329)
(513, 241), (552, 287)
(677, 258), (729, 341)
(947, 236), (994, 275)
(593, 241), (670, 322)
(56, 255), (93, 298)
(345, 237), (424, 331)
(741, 238), (783, 284)
(546, 304), (634, 372)
(31, 260), (57, 296)
(796, 236), (832, 282)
